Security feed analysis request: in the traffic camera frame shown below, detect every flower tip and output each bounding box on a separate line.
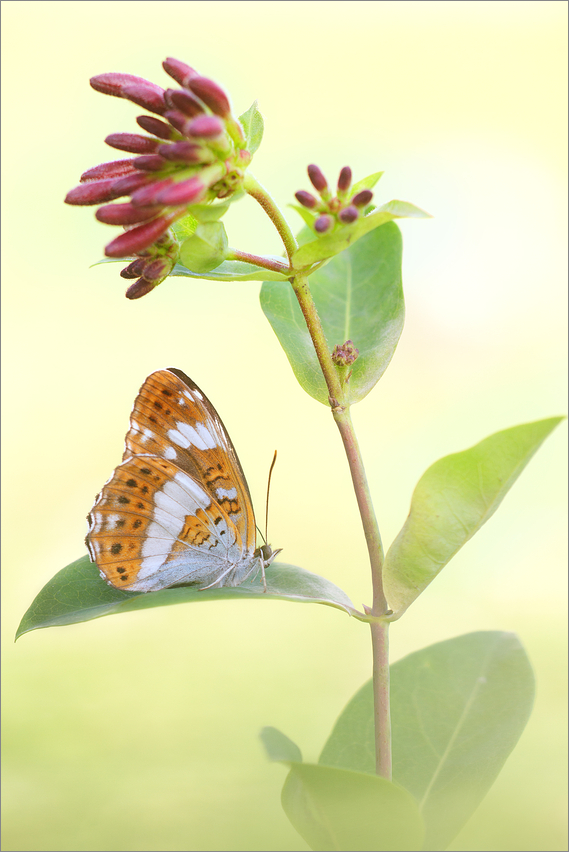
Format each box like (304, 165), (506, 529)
(307, 164), (328, 194)
(295, 190), (317, 209)
(125, 279), (156, 300)
(314, 214), (333, 233)
(187, 76), (231, 118)
(338, 205), (358, 224)
(337, 166), (352, 193)
(163, 57), (198, 87)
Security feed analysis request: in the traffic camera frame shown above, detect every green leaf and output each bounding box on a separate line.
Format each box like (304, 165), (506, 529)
(383, 417), (564, 617)
(239, 100), (264, 154)
(179, 222), (229, 274)
(16, 556), (358, 639)
(260, 223), (405, 405)
(291, 200), (431, 269)
(289, 203), (318, 229)
(350, 170), (385, 196)
(319, 631), (535, 851)
(260, 726), (303, 763)
(282, 763), (424, 851)
(170, 258), (289, 282)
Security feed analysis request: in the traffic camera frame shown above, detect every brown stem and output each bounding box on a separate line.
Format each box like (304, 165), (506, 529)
(227, 248), (291, 275)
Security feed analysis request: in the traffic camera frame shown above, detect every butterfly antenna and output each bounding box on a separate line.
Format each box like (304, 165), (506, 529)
(265, 450), (278, 544)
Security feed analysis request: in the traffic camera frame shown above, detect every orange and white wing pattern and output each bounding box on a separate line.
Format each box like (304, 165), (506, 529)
(86, 368), (274, 592)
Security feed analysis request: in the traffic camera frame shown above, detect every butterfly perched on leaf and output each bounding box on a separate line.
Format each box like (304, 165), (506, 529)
(86, 368), (279, 592)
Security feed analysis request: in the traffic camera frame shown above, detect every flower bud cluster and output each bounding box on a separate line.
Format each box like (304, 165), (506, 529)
(65, 58), (251, 298)
(332, 339), (360, 367)
(295, 165), (373, 234)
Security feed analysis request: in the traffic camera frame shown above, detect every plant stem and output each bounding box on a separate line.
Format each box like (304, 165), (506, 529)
(227, 248), (291, 275)
(332, 407), (387, 614)
(370, 620), (392, 779)
(246, 172), (392, 778)
(243, 173), (298, 262)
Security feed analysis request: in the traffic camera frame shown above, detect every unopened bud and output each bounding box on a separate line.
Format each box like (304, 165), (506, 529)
(351, 189), (373, 208)
(338, 205), (358, 224)
(96, 202), (161, 225)
(109, 172), (155, 199)
(105, 133), (160, 154)
(332, 340), (359, 366)
(125, 278), (156, 300)
(165, 88), (204, 117)
(120, 258), (147, 279)
(314, 214), (333, 233)
(90, 72), (155, 97)
(163, 109), (190, 134)
(141, 257), (173, 282)
(295, 190), (317, 209)
(162, 57), (198, 87)
(65, 178), (119, 206)
(130, 177), (174, 206)
(307, 164), (328, 194)
(136, 115), (178, 140)
(155, 177), (205, 206)
(187, 77), (231, 117)
(158, 141), (205, 163)
(80, 160), (136, 182)
(337, 166), (352, 193)
(121, 84), (166, 115)
(105, 212), (178, 257)
(132, 154), (167, 172)
(185, 114), (225, 139)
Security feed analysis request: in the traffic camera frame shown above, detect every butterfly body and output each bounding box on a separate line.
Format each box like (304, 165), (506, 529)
(86, 368), (277, 592)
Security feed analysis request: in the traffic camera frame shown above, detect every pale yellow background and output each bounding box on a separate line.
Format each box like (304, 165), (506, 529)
(2, 2), (567, 850)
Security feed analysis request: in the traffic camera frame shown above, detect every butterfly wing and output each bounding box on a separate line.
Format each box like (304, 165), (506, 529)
(86, 369), (259, 592)
(123, 368), (256, 553)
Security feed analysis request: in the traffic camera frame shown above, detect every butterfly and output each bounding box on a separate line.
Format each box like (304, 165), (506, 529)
(86, 368), (279, 593)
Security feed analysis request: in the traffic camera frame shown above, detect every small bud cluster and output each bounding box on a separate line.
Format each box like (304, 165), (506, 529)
(295, 165), (373, 235)
(332, 339), (360, 367)
(65, 58), (252, 298)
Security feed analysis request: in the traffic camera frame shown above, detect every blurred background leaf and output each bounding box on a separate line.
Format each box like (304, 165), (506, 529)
(319, 631), (535, 851)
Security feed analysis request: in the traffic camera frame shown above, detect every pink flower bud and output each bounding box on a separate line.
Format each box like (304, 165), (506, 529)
(65, 178), (119, 205)
(120, 258), (147, 279)
(351, 189), (373, 207)
(121, 84), (166, 115)
(314, 214), (333, 233)
(162, 57), (198, 87)
(338, 205), (358, 224)
(308, 164), (328, 194)
(105, 133), (160, 154)
(295, 190), (317, 209)
(109, 172), (155, 199)
(132, 154), (167, 171)
(130, 177), (174, 206)
(136, 115), (178, 140)
(165, 88), (204, 117)
(163, 110), (190, 134)
(155, 177), (204, 206)
(187, 77), (231, 117)
(141, 257), (172, 282)
(158, 141), (204, 163)
(186, 114), (225, 139)
(80, 160), (136, 182)
(125, 278), (156, 300)
(96, 202), (161, 225)
(337, 166), (352, 193)
(332, 339), (359, 366)
(90, 72), (157, 97)
(105, 213), (178, 257)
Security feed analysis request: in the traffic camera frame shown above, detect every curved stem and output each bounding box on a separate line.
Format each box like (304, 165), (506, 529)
(227, 248), (291, 275)
(332, 407), (387, 615)
(243, 173), (298, 262)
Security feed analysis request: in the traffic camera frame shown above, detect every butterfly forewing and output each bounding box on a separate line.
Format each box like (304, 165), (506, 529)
(86, 369), (261, 592)
(122, 368), (256, 552)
